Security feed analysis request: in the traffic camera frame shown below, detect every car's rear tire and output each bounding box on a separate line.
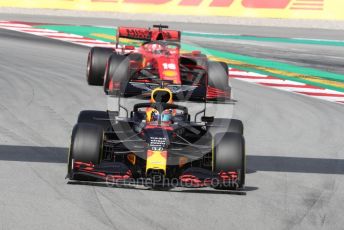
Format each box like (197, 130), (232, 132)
(77, 110), (112, 132)
(207, 61), (231, 100)
(87, 47), (114, 86)
(106, 54), (130, 95)
(103, 53), (125, 93)
(128, 53), (143, 62)
(218, 61), (229, 75)
(213, 132), (245, 189)
(68, 123), (103, 180)
(180, 55), (207, 68)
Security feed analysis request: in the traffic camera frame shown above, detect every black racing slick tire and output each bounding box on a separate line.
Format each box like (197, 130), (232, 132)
(77, 110), (112, 132)
(103, 53), (122, 93)
(105, 54), (130, 95)
(127, 53), (143, 62)
(207, 61), (231, 100)
(68, 123), (103, 180)
(213, 132), (245, 189)
(208, 118), (244, 136)
(87, 47), (114, 86)
(180, 54), (207, 68)
(218, 61), (229, 75)
(70, 123), (103, 164)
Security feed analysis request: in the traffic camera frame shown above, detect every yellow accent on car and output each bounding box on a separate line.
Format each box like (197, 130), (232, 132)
(145, 107), (158, 122)
(179, 157), (188, 168)
(163, 70), (177, 78)
(151, 87), (173, 104)
(146, 150), (167, 174)
(127, 153), (136, 165)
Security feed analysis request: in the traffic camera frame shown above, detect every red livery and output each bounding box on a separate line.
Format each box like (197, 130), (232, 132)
(86, 24), (231, 102)
(116, 26), (181, 43)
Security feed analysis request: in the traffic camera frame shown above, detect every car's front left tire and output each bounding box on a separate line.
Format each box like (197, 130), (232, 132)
(68, 123), (103, 180)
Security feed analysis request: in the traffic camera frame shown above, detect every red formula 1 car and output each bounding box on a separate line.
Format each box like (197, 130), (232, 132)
(86, 25), (230, 101)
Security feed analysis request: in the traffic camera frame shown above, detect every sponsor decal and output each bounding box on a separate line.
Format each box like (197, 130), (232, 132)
(0, 0), (342, 19)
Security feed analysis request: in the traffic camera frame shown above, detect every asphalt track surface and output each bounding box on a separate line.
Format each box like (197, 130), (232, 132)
(1, 14), (344, 230)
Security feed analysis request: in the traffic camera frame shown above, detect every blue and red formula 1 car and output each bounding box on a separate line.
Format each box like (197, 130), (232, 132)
(67, 85), (245, 190)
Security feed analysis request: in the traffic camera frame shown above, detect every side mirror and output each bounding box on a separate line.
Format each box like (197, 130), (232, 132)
(201, 116), (214, 123)
(192, 50), (201, 56)
(124, 45), (135, 50)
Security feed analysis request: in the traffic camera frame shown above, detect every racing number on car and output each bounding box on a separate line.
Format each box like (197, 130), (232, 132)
(163, 63), (176, 70)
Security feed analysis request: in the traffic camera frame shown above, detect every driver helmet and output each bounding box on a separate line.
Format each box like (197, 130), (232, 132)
(161, 109), (173, 123)
(151, 43), (164, 54)
(146, 108), (173, 123)
(146, 108), (158, 123)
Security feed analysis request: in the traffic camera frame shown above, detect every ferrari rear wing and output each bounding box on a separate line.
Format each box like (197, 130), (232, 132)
(116, 25), (181, 47)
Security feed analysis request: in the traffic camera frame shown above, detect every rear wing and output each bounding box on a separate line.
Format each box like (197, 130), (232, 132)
(116, 25), (181, 47)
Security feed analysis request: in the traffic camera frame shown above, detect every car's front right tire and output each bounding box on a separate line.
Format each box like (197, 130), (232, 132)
(213, 132), (245, 189)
